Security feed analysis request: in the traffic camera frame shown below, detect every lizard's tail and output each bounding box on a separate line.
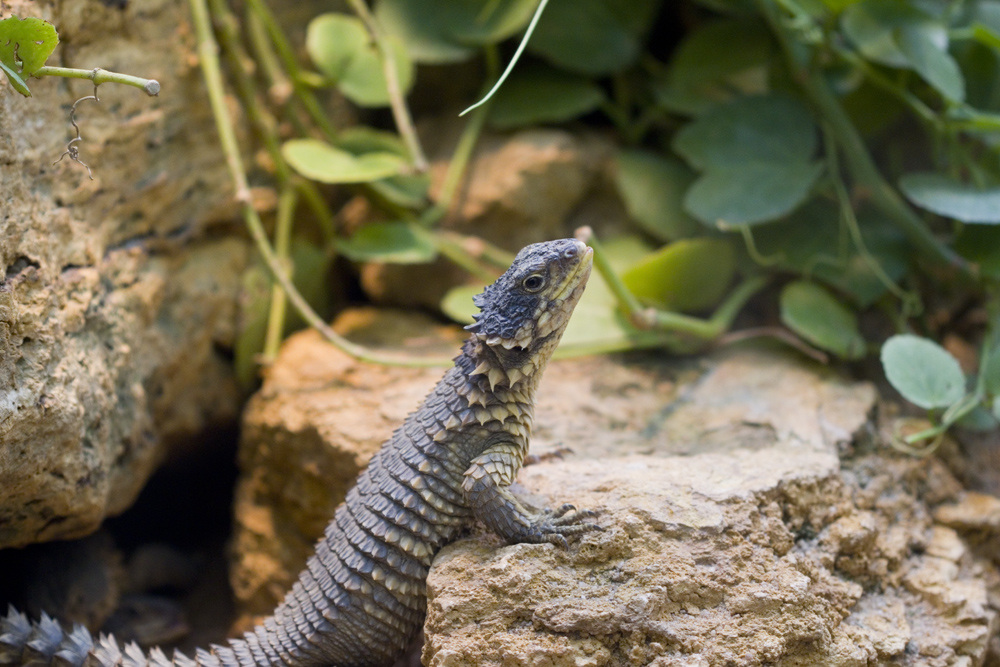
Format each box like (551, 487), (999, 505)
(0, 605), (265, 667)
(0, 442), (454, 667)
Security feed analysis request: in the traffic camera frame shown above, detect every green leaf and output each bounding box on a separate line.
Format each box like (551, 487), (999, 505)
(336, 126), (408, 155)
(622, 238), (736, 312)
(674, 95), (823, 227)
(899, 172), (1000, 223)
(441, 284), (482, 324)
(841, 0), (964, 101)
(368, 174), (431, 209)
(881, 334), (966, 409)
(685, 162), (824, 227)
(375, 0), (537, 64)
(780, 281), (866, 360)
(528, 0), (662, 75)
(897, 24), (965, 102)
(955, 225), (1000, 278)
(282, 239), (332, 331)
(306, 13), (413, 107)
(751, 201), (909, 307)
(673, 95), (818, 170)
(842, 0), (934, 67)
(283, 139), (406, 183)
(0, 16), (59, 91)
(339, 222), (437, 264)
(489, 64), (604, 129)
(0, 59), (29, 96)
(333, 127), (429, 208)
(614, 149), (700, 242)
(654, 18), (774, 115)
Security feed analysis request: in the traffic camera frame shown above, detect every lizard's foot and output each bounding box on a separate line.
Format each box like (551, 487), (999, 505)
(518, 504), (602, 548)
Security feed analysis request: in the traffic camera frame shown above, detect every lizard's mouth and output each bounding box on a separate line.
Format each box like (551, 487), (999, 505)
(552, 244), (593, 303)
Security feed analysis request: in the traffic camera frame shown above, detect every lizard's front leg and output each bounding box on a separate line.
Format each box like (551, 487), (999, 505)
(462, 441), (600, 547)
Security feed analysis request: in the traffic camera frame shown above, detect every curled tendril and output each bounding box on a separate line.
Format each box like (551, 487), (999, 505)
(53, 80), (100, 180)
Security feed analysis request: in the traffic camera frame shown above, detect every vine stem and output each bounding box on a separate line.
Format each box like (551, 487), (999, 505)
(188, 0), (448, 368)
(756, 0), (972, 279)
(34, 66), (160, 95)
(242, 0), (338, 142)
(206, 0), (336, 241)
(345, 0), (427, 171)
(262, 186), (297, 362)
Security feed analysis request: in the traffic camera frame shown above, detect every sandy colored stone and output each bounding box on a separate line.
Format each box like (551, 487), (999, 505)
(425, 454), (996, 667)
(0, 0), (250, 548)
(233, 316), (1000, 663)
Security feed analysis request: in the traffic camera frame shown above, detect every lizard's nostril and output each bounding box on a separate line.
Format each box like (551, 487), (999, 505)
(563, 247), (577, 259)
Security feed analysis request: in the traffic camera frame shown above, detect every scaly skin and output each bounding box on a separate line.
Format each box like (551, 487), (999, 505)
(0, 238), (598, 667)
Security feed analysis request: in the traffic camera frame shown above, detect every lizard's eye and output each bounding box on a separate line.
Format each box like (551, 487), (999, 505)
(522, 274), (546, 292)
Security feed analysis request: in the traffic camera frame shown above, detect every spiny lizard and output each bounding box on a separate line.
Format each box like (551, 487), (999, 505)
(0, 237), (598, 667)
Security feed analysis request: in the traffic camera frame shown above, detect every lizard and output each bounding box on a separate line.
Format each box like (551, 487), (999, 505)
(0, 237), (599, 667)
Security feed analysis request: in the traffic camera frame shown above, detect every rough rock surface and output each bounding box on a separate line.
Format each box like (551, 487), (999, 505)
(236, 326), (1000, 665)
(0, 0), (249, 547)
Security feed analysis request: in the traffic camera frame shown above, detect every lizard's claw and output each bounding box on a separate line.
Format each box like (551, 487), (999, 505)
(521, 504), (602, 548)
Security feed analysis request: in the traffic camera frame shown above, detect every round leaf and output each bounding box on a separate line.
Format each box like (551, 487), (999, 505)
(489, 65), (604, 129)
(841, 0), (942, 68)
(334, 128), (430, 208)
(673, 95), (818, 170)
(441, 284), (482, 324)
(780, 281), (866, 360)
(283, 139), (406, 183)
(0, 59), (29, 96)
(899, 172), (1000, 223)
(339, 222), (437, 264)
(375, 0), (536, 64)
(0, 16), (59, 86)
(841, 0), (964, 101)
(614, 150), (700, 242)
(306, 13), (413, 107)
(684, 162), (824, 227)
(655, 17), (774, 114)
(622, 238), (736, 313)
(897, 25), (965, 102)
(527, 0), (661, 76)
(880, 334), (965, 409)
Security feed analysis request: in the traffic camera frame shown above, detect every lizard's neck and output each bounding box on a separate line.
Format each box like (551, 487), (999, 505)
(451, 328), (565, 430)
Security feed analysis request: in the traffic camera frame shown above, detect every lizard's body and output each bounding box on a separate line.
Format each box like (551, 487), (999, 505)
(0, 238), (596, 667)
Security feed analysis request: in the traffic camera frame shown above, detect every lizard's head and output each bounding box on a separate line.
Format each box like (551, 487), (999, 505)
(467, 238), (593, 355)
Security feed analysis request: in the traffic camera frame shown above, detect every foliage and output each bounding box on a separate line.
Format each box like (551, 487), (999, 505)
(17, 0), (990, 439)
(0, 16), (58, 96)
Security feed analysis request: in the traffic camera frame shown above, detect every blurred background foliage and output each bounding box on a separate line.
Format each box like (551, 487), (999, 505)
(181, 0), (1000, 448)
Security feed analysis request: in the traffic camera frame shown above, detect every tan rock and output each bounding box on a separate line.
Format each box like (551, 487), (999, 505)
(0, 0), (256, 548)
(233, 321), (998, 664)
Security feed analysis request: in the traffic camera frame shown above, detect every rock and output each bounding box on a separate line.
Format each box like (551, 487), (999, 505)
(424, 454), (995, 667)
(234, 320), (1000, 664)
(359, 128), (616, 311)
(0, 0), (251, 548)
